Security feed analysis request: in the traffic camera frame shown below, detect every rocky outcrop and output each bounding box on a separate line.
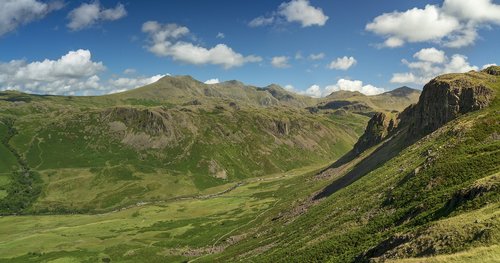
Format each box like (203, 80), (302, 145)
(101, 107), (170, 135)
(353, 112), (397, 154)
(351, 72), (494, 156)
(400, 74), (493, 137)
(482, 65), (500, 76)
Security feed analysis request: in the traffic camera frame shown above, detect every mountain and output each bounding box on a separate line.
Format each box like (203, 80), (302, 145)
(0, 76), (383, 214)
(109, 75), (316, 108)
(0, 69), (492, 263)
(205, 66), (500, 262)
(315, 86), (421, 115)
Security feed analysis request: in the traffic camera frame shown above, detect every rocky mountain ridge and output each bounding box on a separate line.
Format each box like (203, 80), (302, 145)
(353, 68), (497, 155)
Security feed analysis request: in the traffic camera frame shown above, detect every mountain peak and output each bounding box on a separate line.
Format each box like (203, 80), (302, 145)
(326, 90), (365, 99)
(221, 80), (245, 86)
(384, 86), (419, 97)
(157, 75), (201, 84)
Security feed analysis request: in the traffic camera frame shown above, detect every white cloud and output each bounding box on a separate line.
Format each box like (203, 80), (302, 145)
(391, 47), (478, 85)
(308, 53), (325, 60)
(142, 21), (262, 69)
(367, 0), (500, 48)
(67, 2), (127, 30)
(284, 79), (384, 98)
(443, 24), (478, 48)
(413, 48), (446, 63)
(482, 63), (497, 69)
(390, 73), (416, 84)
(0, 0), (63, 36)
(0, 49), (166, 95)
(107, 74), (165, 94)
(249, 0), (328, 28)
(324, 79), (385, 96)
(271, 56), (290, 68)
(278, 0), (329, 27)
(383, 37), (405, 48)
(366, 5), (459, 48)
(303, 84), (322, 97)
(216, 32), (225, 39)
(443, 0), (500, 24)
(328, 56), (357, 70)
(249, 16), (275, 27)
(0, 49), (105, 95)
(204, 78), (220, 84)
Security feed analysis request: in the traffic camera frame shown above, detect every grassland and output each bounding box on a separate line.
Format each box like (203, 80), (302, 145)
(6, 73), (485, 263)
(0, 163), (332, 262)
(198, 70), (500, 262)
(0, 85), (370, 215)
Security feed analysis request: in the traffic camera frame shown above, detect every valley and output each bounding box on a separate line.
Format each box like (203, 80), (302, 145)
(1, 1), (500, 262)
(0, 67), (498, 263)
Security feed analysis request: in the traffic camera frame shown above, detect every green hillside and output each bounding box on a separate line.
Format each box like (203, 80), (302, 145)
(202, 67), (500, 262)
(0, 81), (371, 214)
(1, 68), (494, 263)
(315, 86), (421, 116)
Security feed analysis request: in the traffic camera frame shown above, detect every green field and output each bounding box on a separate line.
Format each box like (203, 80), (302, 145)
(0, 163), (330, 262)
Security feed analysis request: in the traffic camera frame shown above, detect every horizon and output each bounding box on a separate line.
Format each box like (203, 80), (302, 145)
(1, 0), (499, 97)
(0, 73), (419, 98)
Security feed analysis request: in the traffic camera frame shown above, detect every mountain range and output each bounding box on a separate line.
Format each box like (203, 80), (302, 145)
(0, 66), (498, 263)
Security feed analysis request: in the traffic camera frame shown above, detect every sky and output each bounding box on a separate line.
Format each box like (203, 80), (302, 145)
(0, 0), (499, 96)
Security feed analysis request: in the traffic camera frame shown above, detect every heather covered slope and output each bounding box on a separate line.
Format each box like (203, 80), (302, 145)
(203, 67), (500, 262)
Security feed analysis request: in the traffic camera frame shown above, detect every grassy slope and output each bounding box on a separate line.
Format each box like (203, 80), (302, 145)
(0, 163), (334, 262)
(202, 71), (500, 262)
(0, 76), (422, 262)
(319, 87), (421, 114)
(0, 79), (375, 214)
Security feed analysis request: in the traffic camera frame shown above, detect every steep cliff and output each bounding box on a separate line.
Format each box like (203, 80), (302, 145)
(353, 112), (397, 154)
(401, 73), (494, 137)
(353, 71), (495, 156)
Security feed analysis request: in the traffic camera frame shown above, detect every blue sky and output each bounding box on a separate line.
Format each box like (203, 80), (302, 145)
(0, 0), (499, 96)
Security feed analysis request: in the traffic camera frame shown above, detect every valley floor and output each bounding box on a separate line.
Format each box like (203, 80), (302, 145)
(0, 163), (331, 262)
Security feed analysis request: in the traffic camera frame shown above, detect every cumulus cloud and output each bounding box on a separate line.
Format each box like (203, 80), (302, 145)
(271, 56), (291, 68)
(67, 2), (127, 30)
(0, 49), (166, 95)
(328, 56), (357, 70)
(482, 63), (497, 69)
(142, 21), (262, 69)
(0, 49), (105, 95)
(413, 48), (446, 63)
(443, 0), (500, 24)
(308, 53), (325, 60)
(278, 0), (329, 27)
(367, 0), (500, 48)
(204, 78), (220, 84)
(284, 79), (384, 98)
(324, 79), (385, 96)
(107, 74), (165, 94)
(0, 0), (63, 36)
(249, 0), (328, 28)
(391, 47), (478, 85)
